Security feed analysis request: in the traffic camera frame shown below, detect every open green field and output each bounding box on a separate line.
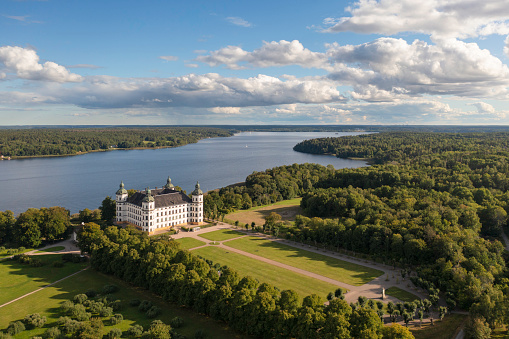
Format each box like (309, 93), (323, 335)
(0, 254), (88, 306)
(224, 237), (383, 286)
(174, 237), (206, 250)
(192, 246), (340, 300)
(385, 286), (420, 302)
(411, 313), (467, 339)
(0, 268), (245, 339)
(198, 229), (244, 242)
(226, 198), (302, 225)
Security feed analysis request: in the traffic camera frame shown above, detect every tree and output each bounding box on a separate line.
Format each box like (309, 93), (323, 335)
(439, 306), (447, 321)
(77, 222), (103, 253)
(349, 308), (383, 339)
(0, 210), (15, 244)
(465, 316), (491, 339)
(41, 207), (70, 242)
(334, 288), (345, 299)
(264, 212), (282, 232)
(381, 323), (414, 338)
(100, 196), (116, 223)
(14, 208), (43, 247)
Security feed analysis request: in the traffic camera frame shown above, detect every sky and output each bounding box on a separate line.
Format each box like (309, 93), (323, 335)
(2, 0), (509, 125)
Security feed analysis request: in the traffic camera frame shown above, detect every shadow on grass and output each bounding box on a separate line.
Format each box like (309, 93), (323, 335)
(235, 237), (383, 285)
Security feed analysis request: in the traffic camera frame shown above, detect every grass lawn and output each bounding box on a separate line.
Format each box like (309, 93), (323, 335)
(36, 246), (66, 253)
(385, 287), (420, 302)
(226, 198), (302, 226)
(224, 237), (383, 286)
(0, 269), (246, 339)
(192, 246), (341, 300)
(0, 248), (33, 259)
(411, 313), (467, 339)
(175, 237), (206, 250)
(0, 254), (88, 306)
(198, 229), (245, 242)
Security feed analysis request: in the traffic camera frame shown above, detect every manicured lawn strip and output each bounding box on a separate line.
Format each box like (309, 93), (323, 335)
(198, 229), (245, 242)
(226, 198), (302, 226)
(0, 254), (88, 306)
(385, 287), (420, 302)
(411, 313), (467, 339)
(224, 237), (383, 286)
(192, 246), (339, 300)
(0, 269), (245, 339)
(36, 246), (66, 253)
(175, 237), (206, 250)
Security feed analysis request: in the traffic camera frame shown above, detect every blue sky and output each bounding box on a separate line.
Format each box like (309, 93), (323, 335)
(2, 0), (509, 125)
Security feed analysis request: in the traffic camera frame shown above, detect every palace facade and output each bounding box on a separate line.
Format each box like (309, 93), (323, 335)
(115, 177), (203, 233)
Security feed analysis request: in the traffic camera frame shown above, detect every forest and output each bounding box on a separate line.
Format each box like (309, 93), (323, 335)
(205, 132), (509, 330)
(78, 223), (413, 338)
(0, 127), (233, 158)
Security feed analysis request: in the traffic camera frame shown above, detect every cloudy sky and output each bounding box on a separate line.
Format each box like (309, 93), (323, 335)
(2, 0), (509, 125)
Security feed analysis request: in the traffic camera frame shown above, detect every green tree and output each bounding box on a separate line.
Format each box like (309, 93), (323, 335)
(100, 196), (116, 223)
(349, 308), (383, 339)
(381, 323), (414, 338)
(14, 208), (43, 247)
(77, 222), (104, 253)
(41, 207), (70, 242)
(0, 210), (15, 244)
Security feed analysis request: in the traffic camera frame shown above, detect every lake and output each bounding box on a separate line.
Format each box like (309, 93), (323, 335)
(1, 132), (368, 214)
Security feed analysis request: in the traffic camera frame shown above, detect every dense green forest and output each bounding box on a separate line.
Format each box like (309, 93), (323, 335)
(205, 132), (509, 330)
(0, 127), (233, 158)
(78, 223), (414, 338)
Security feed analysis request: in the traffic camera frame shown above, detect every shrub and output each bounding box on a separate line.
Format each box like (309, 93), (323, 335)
(108, 328), (122, 339)
(44, 327), (61, 339)
(53, 261), (64, 267)
(110, 314), (123, 325)
(14, 254), (31, 263)
(0, 332), (12, 339)
(170, 316), (183, 329)
(100, 306), (113, 317)
(89, 301), (104, 314)
(138, 300), (153, 312)
(29, 258), (44, 267)
(23, 313), (46, 329)
(129, 299), (141, 307)
(17, 247), (25, 253)
(127, 325), (143, 337)
(146, 306), (162, 318)
(85, 289), (97, 298)
(73, 294), (88, 304)
(102, 284), (119, 294)
(194, 329), (207, 339)
(109, 299), (123, 311)
(59, 318), (80, 335)
(62, 253), (73, 262)
(7, 321), (25, 336)
(61, 300), (74, 313)
(70, 304), (90, 321)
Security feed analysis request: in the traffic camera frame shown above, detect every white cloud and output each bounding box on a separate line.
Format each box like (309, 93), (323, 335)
(505, 36), (509, 57)
(323, 0), (509, 39)
(469, 102), (496, 114)
(185, 63), (199, 68)
(326, 38), (509, 100)
(226, 17), (252, 27)
(159, 55), (179, 61)
(4, 15), (42, 24)
(0, 46), (82, 82)
(196, 40), (328, 69)
(208, 107), (241, 114)
(67, 64), (103, 69)
(53, 73), (343, 109)
(275, 104), (297, 113)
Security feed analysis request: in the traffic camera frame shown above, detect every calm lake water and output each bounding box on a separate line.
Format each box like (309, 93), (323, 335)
(1, 132), (368, 214)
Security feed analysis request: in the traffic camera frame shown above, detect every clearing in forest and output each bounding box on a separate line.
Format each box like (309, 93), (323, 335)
(225, 198), (302, 226)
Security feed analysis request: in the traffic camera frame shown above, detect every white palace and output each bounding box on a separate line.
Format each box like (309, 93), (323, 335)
(115, 177), (204, 234)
